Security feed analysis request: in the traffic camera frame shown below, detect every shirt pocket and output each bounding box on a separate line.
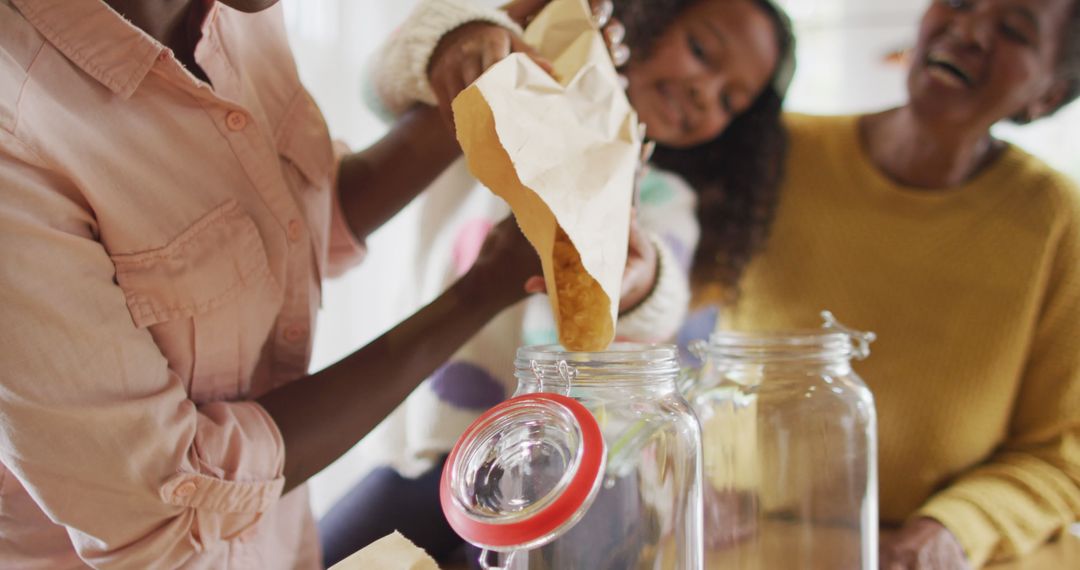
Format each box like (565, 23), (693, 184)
(110, 200), (281, 404)
(276, 88), (335, 282)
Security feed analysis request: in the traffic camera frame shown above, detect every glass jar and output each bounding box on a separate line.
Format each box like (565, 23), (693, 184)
(688, 313), (878, 570)
(441, 344), (704, 569)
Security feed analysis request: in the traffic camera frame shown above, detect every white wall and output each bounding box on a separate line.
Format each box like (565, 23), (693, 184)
(283, 0), (1080, 518)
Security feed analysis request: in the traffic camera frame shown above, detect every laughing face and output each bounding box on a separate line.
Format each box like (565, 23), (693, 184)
(623, 0), (781, 149)
(909, 0), (1074, 127)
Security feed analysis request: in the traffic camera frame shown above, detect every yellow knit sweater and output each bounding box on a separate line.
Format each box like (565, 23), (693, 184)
(720, 113), (1080, 567)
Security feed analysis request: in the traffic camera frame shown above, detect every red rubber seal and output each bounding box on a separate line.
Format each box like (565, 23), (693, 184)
(440, 393), (605, 550)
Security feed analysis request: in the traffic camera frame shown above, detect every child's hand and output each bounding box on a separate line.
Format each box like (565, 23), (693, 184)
(504, 210), (658, 314)
(426, 0), (629, 129)
(427, 22), (553, 130)
(506, 0), (631, 71)
(618, 210), (658, 313)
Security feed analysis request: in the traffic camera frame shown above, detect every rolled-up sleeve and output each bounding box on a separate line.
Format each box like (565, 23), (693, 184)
(326, 139), (367, 277)
(0, 139), (285, 567)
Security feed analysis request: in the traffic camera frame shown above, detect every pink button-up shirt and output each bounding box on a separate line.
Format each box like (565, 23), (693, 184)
(0, 0), (365, 567)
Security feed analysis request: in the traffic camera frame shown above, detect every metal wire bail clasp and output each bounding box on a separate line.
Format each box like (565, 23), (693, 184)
(530, 359), (575, 396)
(556, 360), (577, 395)
(688, 339), (709, 361)
(479, 549), (517, 570)
(821, 310), (876, 360)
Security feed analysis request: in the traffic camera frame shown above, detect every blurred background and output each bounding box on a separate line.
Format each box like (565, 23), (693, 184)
(278, 0), (1080, 517)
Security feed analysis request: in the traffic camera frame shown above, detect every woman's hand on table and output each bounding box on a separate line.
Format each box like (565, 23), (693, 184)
(426, 0), (628, 128)
(881, 518), (970, 570)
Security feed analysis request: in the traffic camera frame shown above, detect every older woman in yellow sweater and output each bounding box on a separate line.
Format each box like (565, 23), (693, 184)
(712, 0), (1080, 568)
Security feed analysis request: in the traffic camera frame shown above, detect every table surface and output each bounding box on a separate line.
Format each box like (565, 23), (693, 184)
(702, 523), (1080, 569)
(985, 532), (1078, 569)
(442, 529), (1078, 569)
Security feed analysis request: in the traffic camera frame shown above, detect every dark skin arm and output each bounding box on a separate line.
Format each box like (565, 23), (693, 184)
(101, 0), (524, 495)
(258, 217), (539, 493)
(113, 0), (638, 492)
(336, 105), (462, 242)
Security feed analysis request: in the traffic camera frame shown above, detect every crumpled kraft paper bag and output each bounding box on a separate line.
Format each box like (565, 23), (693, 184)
(328, 531), (440, 570)
(453, 0), (643, 351)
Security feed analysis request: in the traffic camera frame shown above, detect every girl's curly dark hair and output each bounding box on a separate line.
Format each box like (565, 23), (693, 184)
(616, 0), (793, 303)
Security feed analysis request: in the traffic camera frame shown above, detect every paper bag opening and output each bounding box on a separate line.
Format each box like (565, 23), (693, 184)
(452, 0), (642, 351)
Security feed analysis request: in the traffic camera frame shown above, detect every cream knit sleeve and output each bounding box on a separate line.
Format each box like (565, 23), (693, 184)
(616, 169), (700, 342)
(370, 0), (523, 117)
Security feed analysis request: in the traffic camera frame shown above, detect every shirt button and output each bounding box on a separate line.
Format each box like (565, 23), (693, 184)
(284, 325), (306, 343)
(157, 51), (169, 62)
(226, 111), (248, 131)
(287, 219), (303, 242)
(174, 481), (198, 498)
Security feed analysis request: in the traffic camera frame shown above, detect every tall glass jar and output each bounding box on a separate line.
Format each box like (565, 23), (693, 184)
(441, 344), (704, 570)
(688, 313), (878, 570)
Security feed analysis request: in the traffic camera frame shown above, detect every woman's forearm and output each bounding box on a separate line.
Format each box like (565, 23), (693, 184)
(258, 272), (510, 493)
(337, 105), (461, 242)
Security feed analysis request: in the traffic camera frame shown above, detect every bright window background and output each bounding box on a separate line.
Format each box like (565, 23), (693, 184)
(283, 0), (1080, 517)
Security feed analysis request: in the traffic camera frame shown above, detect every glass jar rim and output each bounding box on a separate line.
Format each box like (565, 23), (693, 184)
(516, 343), (678, 363)
(703, 330), (860, 362)
(709, 329), (850, 346)
(514, 343), (681, 385)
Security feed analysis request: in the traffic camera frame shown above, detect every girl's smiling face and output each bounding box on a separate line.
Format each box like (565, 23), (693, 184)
(624, 0), (781, 148)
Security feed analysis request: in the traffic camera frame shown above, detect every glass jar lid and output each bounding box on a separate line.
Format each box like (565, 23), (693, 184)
(440, 392), (606, 552)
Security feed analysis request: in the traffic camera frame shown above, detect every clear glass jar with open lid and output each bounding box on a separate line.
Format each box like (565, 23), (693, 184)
(441, 343), (704, 569)
(687, 312), (878, 570)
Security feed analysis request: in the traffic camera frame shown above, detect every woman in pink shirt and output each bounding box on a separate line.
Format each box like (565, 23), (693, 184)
(0, 0), (624, 568)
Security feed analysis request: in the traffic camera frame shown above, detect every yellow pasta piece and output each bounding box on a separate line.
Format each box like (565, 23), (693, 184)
(552, 227), (613, 351)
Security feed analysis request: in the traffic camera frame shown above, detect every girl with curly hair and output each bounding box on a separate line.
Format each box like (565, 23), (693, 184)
(318, 0), (796, 565)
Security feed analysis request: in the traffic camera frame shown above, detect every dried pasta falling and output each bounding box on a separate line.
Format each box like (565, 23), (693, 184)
(552, 227), (613, 351)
